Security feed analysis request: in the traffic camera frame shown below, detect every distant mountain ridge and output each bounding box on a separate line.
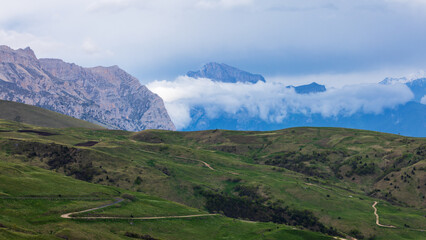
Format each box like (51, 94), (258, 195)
(380, 78), (426, 103)
(178, 63), (425, 137)
(187, 62), (265, 83)
(0, 45), (175, 131)
(187, 63), (326, 94)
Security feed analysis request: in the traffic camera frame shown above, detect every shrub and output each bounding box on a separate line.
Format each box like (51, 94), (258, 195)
(197, 189), (341, 237)
(124, 232), (158, 240)
(122, 193), (136, 201)
(134, 176), (143, 185)
(349, 229), (364, 239)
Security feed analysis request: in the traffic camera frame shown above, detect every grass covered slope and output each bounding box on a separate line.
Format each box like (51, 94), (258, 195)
(0, 100), (103, 129)
(0, 149), (333, 239)
(176, 128), (426, 207)
(0, 120), (425, 239)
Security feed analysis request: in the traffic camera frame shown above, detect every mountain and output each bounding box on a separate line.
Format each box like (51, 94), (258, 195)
(0, 45), (175, 131)
(405, 78), (426, 102)
(0, 100), (103, 129)
(187, 62), (265, 83)
(179, 67), (425, 136)
(287, 82), (326, 94)
(380, 77), (426, 102)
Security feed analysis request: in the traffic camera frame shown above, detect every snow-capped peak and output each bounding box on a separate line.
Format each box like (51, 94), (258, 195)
(380, 70), (426, 85)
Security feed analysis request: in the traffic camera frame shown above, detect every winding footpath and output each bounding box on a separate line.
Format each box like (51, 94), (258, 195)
(61, 198), (124, 219)
(372, 201), (396, 228)
(200, 161), (214, 170)
(61, 198), (217, 220)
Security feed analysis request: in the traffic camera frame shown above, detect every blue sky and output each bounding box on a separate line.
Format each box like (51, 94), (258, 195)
(1, 0), (426, 85)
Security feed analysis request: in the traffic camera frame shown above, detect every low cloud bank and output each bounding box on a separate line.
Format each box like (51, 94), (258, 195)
(147, 76), (414, 129)
(421, 95), (426, 105)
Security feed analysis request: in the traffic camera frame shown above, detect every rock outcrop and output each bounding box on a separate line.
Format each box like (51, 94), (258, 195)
(0, 45), (175, 131)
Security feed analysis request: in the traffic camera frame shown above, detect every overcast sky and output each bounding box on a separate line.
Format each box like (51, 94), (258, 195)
(1, 0), (426, 85)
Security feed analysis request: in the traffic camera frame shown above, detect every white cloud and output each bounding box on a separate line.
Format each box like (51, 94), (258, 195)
(2, 0), (426, 80)
(197, 0), (254, 9)
(82, 39), (100, 55)
(421, 95), (426, 105)
(267, 70), (396, 88)
(147, 77), (414, 129)
(81, 38), (113, 57)
(86, 0), (141, 13)
(0, 29), (64, 57)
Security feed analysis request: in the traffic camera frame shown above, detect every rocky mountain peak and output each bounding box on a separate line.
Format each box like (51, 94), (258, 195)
(89, 65), (140, 86)
(187, 62), (265, 83)
(19, 47), (37, 58)
(380, 74), (426, 102)
(0, 46), (175, 131)
(0, 45), (38, 66)
(380, 71), (426, 85)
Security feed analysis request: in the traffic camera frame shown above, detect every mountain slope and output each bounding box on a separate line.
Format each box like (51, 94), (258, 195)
(187, 62), (265, 83)
(0, 45), (175, 131)
(1, 120), (425, 239)
(0, 121), (336, 240)
(0, 100), (103, 129)
(406, 78), (426, 102)
(0, 160), (329, 240)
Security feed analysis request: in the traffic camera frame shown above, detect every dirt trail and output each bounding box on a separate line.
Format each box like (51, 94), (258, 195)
(61, 198), (124, 219)
(131, 146), (216, 171)
(64, 213), (218, 220)
(304, 182), (327, 190)
(61, 198), (217, 220)
(372, 201), (396, 228)
(200, 161), (214, 170)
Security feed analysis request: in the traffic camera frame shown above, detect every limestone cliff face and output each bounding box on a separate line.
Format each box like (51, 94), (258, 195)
(0, 45), (175, 131)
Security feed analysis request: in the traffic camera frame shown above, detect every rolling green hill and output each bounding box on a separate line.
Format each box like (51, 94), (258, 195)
(0, 160), (331, 239)
(0, 119), (425, 239)
(0, 100), (103, 129)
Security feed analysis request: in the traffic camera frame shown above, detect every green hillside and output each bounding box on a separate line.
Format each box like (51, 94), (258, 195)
(0, 100), (103, 129)
(0, 120), (425, 239)
(0, 146), (332, 239)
